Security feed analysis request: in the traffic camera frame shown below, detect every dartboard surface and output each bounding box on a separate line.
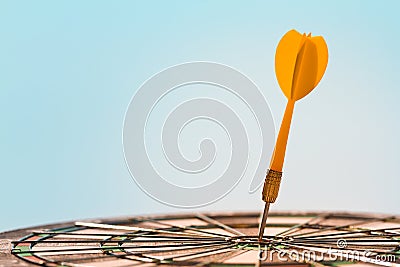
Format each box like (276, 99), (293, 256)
(1, 211), (399, 266)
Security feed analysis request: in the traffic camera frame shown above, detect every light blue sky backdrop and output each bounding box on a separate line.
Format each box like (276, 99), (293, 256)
(1, 0), (399, 231)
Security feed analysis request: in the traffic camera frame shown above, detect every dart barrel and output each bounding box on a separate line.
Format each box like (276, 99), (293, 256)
(261, 169), (283, 203)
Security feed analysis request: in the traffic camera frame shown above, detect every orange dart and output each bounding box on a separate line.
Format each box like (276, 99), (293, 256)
(258, 29), (329, 240)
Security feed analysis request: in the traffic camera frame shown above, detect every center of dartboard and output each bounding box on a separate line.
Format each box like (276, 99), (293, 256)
(227, 235), (292, 248)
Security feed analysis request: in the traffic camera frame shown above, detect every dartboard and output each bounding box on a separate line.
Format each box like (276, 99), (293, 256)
(1, 212), (399, 266)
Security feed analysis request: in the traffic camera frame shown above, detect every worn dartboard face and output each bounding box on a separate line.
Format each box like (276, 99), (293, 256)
(1, 212), (399, 266)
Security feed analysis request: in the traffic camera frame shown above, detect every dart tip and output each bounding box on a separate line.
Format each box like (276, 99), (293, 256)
(258, 202), (271, 241)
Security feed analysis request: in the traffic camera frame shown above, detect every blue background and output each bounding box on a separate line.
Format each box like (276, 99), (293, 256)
(1, 0), (399, 231)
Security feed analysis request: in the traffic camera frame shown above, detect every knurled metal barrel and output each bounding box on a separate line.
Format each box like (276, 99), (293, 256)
(261, 169), (282, 203)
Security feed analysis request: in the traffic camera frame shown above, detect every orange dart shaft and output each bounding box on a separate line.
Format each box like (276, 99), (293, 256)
(270, 99), (295, 172)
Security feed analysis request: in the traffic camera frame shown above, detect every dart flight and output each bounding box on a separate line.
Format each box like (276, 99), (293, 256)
(258, 29), (329, 240)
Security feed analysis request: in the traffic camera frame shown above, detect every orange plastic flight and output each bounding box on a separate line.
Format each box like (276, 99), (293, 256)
(270, 29), (328, 172)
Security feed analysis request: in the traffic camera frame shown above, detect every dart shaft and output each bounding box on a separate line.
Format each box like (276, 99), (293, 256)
(258, 202), (270, 240)
(269, 99), (295, 171)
